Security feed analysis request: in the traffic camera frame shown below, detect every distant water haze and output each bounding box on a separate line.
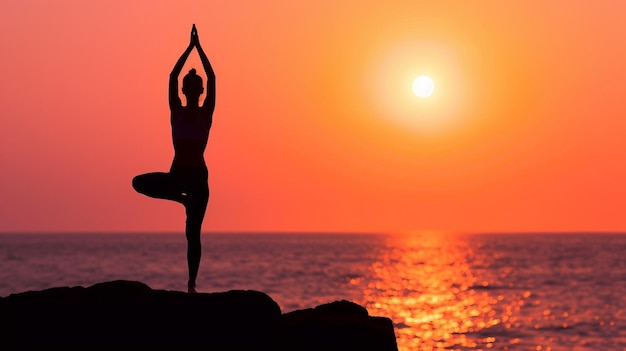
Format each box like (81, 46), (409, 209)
(1, 232), (624, 350)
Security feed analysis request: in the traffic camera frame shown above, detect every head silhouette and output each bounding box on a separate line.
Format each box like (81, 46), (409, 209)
(182, 68), (204, 104)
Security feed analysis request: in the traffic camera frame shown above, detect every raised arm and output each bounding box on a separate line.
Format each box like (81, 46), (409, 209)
(191, 25), (216, 114)
(169, 28), (195, 110)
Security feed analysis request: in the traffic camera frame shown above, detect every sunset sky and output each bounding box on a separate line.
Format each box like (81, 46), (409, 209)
(1, 1), (626, 233)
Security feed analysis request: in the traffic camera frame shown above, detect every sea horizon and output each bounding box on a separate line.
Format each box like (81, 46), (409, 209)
(3, 230), (626, 235)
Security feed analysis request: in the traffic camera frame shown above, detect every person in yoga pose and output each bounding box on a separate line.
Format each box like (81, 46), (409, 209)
(132, 24), (215, 293)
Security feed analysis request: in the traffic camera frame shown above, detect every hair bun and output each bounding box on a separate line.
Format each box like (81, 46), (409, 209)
(189, 68), (197, 75)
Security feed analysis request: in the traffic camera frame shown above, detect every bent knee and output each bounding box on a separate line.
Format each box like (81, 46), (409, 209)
(132, 176), (141, 191)
(132, 175), (147, 193)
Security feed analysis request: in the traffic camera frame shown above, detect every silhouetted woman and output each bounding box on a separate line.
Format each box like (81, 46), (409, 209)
(132, 24), (215, 293)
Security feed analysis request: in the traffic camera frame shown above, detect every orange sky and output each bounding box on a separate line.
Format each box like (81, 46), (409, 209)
(1, 1), (626, 233)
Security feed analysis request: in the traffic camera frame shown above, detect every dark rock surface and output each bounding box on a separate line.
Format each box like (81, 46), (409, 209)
(282, 300), (398, 351)
(1, 280), (398, 351)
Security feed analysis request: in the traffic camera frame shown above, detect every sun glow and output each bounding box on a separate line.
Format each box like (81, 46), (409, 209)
(412, 75), (434, 98)
(364, 39), (473, 135)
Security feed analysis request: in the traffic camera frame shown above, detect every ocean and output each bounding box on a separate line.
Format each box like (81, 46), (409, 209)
(1, 232), (624, 350)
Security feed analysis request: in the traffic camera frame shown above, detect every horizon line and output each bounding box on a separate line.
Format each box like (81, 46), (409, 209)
(1, 230), (626, 235)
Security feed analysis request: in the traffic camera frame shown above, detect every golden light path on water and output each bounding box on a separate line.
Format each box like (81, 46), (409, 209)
(356, 233), (538, 351)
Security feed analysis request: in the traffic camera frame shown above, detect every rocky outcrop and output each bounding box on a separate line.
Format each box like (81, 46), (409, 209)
(1, 280), (397, 351)
(282, 300), (398, 351)
(2, 280), (282, 350)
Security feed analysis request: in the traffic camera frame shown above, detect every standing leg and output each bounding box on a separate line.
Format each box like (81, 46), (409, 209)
(184, 185), (209, 293)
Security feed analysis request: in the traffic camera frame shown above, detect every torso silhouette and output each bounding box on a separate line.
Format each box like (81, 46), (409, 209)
(171, 106), (212, 170)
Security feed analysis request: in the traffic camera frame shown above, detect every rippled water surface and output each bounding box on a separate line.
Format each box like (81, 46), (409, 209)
(1, 232), (624, 350)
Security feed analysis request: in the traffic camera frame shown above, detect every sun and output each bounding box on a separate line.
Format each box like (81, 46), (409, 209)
(412, 75), (435, 98)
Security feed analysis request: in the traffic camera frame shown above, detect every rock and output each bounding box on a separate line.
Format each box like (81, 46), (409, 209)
(1, 280), (398, 351)
(283, 300), (398, 351)
(2, 280), (282, 351)
(313, 299), (369, 315)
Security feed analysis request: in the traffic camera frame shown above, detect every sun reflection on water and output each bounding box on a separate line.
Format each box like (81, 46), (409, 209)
(359, 233), (523, 351)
